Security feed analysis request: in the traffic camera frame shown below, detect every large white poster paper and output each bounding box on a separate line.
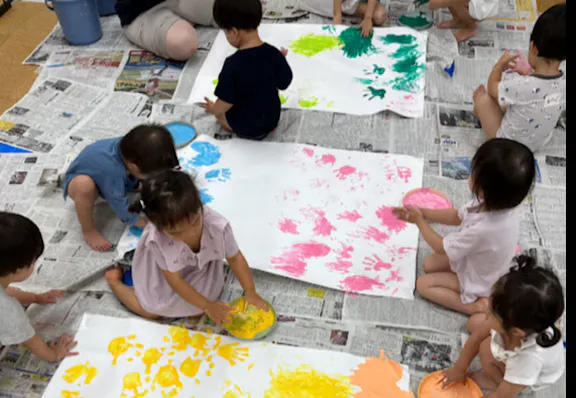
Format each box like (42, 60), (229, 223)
(42, 314), (412, 397)
(188, 24), (428, 117)
(118, 137), (424, 299)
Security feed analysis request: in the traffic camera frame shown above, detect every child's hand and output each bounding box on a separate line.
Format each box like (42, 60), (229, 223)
(244, 291), (269, 311)
(392, 206), (424, 224)
(205, 301), (233, 326)
(440, 366), (467, 388)
(199, 97), (216, 115)
(359, 18), (373, 37)
(505, 51), (533, 76)
(35, 290), (65, 305)
(497, 50), (520, 72)
(280, 47), (288, 57)
(50, 333), (79, 362)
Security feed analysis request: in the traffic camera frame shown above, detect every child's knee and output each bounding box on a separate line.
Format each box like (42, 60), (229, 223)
(68, 175), (97, 199)
(372, 6), (387, 25)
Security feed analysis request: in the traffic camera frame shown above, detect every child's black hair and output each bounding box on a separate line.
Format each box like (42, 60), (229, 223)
(471, 138), (535, 211)
(119, 124), (179, 175)
(129, 169), (203, 231)
(491, 255), (564, 348)
(213, 0), (262, 31)
(530, 3), (566, 61)
(0, 212), (44, 278)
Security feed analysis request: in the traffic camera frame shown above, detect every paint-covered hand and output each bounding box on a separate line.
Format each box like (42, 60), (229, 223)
(35, 290), (65, 305)
(505, 51), (533, 76)
(199, 97), (216, 115)
(440, 366), (467, 388)
(359, 18), (373, 38)
(496, 50), (520, 72)
(392, 206), (424, 224)
(244, 291), (269, 311)
(51, 333), (79, 361)
(280, 47), (289, 57)
(205, 301), (233, 326)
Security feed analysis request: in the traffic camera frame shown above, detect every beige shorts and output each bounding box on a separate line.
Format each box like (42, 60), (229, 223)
(123, 0), (215, 59)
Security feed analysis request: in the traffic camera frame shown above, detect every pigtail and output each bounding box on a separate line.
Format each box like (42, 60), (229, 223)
(510, 254), (536, 272)
(128, 197), (145, 214)
(536, 323), (562, 348)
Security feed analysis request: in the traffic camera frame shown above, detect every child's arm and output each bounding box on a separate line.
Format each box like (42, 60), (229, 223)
(23, 333), (78, 362)
(333, 0), (343, 24)
(226, 251), (268, 310)
(6, 288), (64, 306)
(420, 208), (462, 226)
(392, 207), (446, 254)
(488, 51), (520, 100)
(200, 97), (233, 117)
(106, 194), (146, 229)
(161, 270), (233, 325)
(275, 50), (293, 91)
(359, 0), (378, 37)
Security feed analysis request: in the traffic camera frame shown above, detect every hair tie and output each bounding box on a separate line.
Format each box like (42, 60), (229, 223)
(173, 166), (182, 172)
(139, 200), (146, 210)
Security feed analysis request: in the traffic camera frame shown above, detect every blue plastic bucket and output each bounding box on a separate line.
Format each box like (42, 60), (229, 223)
(45, 0), (102, 45)
(97, 0), (116, 16)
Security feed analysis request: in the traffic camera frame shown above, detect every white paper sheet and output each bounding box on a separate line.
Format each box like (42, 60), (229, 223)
(42, 314), (411, 397)
(188, 24), (428, 118)
(118, 136), (423, 299)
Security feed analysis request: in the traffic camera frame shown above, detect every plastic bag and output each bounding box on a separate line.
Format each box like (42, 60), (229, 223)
(469, 0), (499, 20)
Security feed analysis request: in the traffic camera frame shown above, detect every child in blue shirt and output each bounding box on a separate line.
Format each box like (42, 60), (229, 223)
(63, 124), (179, 251)
(200, 0), (293, 141)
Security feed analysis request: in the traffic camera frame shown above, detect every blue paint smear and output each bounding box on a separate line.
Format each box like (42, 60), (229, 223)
(128, 227), (143, 239)
(205, 168), (231, 182)
(0, 143), (31, 153)
(200, 189), (214, 204)
(191, 141), (221, 167)
(205, 169), (220, 179)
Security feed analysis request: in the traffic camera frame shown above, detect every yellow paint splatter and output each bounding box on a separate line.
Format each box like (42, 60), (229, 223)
(61, 391), (80, 398)
(121, 372), (149, 398)
(153, 365), (182, 394)
(136, 343), (144, 349)
(195, 379), (201, 385)
(209, 363), (215, 369)
(127, 358), (134, 362)
(142, 348), (163, 375)
(127, 335), (137, 340)
(136, 351), (142, 357)
(222, 382), (251, 398)
(146, 377), (151, 383)
(206, 370), (212, 376)
(216, 343), (250, 366)
(224, 297), (275, 340)
(263, 364), (353, 397)
(180, 357), (202, 379)
(163, 336), (170, 343)
(248, 363), (255, 371)
(168, 326), (211, 356)
(168, 352), (175, 356)
(108, 337), (132, 365)
(62, 362), (98, 385)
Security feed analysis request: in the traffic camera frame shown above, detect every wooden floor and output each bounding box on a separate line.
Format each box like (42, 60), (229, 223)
(0, 0), (566, 114)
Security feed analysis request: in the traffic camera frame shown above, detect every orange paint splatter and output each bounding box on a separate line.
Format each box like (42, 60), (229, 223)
(350, 351), (412, 398)
(418, 372), (482, 398)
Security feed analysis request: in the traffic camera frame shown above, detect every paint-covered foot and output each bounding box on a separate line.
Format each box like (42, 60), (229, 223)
(454, 26), (478, 42)
(438, 19), (462, 29)
(468, 370), (499, 390)
(105, 267), (123, 285)
(84, 230), (114, 252)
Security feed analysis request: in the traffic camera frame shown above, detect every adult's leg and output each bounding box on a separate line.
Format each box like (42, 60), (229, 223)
(354, 2), (388, 25)
(473, 84), (504, 139)
(105, 268), (160, 320)
(423, 253), (451, 273)
(67, 175), (113, 251)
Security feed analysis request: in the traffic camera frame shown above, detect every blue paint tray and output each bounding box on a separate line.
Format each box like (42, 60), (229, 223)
(165, 121), (197, 149)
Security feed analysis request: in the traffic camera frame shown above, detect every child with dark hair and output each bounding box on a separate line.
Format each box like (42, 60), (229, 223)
(0, 212), (78, 362)
(63, 124), (179, 251)
(393, 139), (535, 316)
(200, 0), (293, 140)
(441, 256), (565, 396)
(473, 3), (566, 152)
(105, 169), (268, 325)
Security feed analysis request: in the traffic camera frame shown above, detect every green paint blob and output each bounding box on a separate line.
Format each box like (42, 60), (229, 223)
(298, 96), (319, 108)
(391, 51), (426, 93)
(212, 79), (219, 85)
(327, 101), (334, 108)
(379, 34), (416, 45)
(289, 34), (341, 57)
(372, 64), (386, 75)
(393, 53), (424, 75)
(322, 25), (337, 35)
(356, 78), (374, 85)
(390, 44), (421, 59)
(398, 12), (433, 29)
(365, 86), (386, 100)
(338, 27), (377, 59)
(279, 94), (288, 105)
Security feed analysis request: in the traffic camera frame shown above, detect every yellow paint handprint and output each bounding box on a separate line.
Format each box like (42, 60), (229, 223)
(180, 357), (202, 378)
(108, 337), (132, 365)
(62, 362), (98, 385)
(142, 348), (163, 375)
(121, 372), (149, 398)
(216, 343), (250, 366)
(167, 326), (211, 356)
(153, 365), (182, 393)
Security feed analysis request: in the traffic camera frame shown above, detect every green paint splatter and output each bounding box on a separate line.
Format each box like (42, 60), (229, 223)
(327, 101), (334, 108)
(390, 44), (422, 59)
(298, 96), (319, 108)
(289, 34), (341, 57)
(390, 49), (426, 93)
(364, 86), (386, 100)
(279, 94), (288, 104)
(356, 78), (374, 85)
(322, 25), (337, 35)
(212, 79), (219, 85)
(372, 64), (386, 75)
(379, 34), (416, 45)
(338, 27), (377, 59)
(398, 12), (433, 29)
(393, 53), (424, 75)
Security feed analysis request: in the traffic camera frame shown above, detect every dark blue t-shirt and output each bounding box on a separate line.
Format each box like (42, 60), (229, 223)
(116, 0), (162, 26)
(215, 43), (293, 140)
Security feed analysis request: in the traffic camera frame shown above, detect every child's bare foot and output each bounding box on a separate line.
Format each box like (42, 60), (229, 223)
(105, 267), (123, 285)
(454, 26), (478, 42)
(439, 19), (462, 29)
(83, 230), (114, 252)
(468, 370), (499, 390)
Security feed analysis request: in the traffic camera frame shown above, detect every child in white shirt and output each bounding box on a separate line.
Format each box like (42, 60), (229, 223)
(393, 138), (535, 316)
(441, 256), (565, 397)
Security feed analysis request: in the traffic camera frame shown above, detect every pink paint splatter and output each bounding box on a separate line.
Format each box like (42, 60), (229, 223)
(397, 166), (412, 183)
(376, 206), (407, 234)
(311, 179), (330, 189)
(316, 154), (336, 166)
(385, 269), (404, 284)
(339, 275), (385, 293)
(334, 166), (356, 180)
(326, 259), (353, 274)
(282, 189), (300, 201)
(360, 227), (390, 244)
(302, 148), (315, 157)
(403, 188), (452, 210)
(389, 246), (417, 257)
(337, 210), (363, 223)
(336, 243), (354, 259)
(271, 242), (331, 277)
(278, 218), (299, 235)
(363, 254), (392, 271)
(302, 208), (337, 237)
(516, 244), (521, 254)
(404, 95), (414, 100)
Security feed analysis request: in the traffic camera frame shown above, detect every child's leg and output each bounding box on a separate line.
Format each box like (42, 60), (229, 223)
(416, 272), (489, 315)
(473, 85), (504, 139)
(423, 253), (451, 273)
(105, 268), (160, 320)
(354, 2), (387, 25)
(67, 175), (113, 252)
(450, 2), (477, 42)
(466, 311), (489, 333)
(468, 337), (504, 390)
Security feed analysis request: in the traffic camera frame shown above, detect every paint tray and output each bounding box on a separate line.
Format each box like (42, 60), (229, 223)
(418, 371), (482, 398)
(224, 297), (277, 341)
(403, 188), (453, 210)
(165, 121), (197, 149)
(398, 11), (434, 30)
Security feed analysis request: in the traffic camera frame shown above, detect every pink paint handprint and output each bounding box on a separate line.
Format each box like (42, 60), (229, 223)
(271, 242), (331, 277)
(316, 154), (336, 167)
(278, 218), (299, 235)
(363, 254), (392, 271)
(376, 206), (407, 234)
(397, 166), (412, 183)
(337, 210), (363, 223)
(302, 148), (315, 157)
(334, 166), (356, 181)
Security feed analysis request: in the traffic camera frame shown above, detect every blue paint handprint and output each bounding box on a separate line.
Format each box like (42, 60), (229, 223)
(205, 168), (231, 182)
(200, 189), (214, 204)
(191, 141), (221, 166)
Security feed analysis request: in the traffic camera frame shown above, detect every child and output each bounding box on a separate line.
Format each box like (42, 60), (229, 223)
(105, 169), (268, 325)
(0, 212), (78, 362)
(393, 138), (535, 316)
(473, 4), (566, 152)
(441, 256), (565, 397)
(200, 0), (293, 140)
(64, 124), (179, 252)
(429, 0), (478, 42)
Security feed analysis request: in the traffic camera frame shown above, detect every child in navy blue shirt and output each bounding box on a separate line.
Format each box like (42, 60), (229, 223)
(63, 125), (179, 251)
(200, 0), (293, 140)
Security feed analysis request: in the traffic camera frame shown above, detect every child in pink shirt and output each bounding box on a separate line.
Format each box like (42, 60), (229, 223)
(105, 169), (268, 325)
(393, 139), (536, 316)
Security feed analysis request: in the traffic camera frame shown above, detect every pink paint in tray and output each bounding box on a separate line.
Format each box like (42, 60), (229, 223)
(402, 188), (452, 210)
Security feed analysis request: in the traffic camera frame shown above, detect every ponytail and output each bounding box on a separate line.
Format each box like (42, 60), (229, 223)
(536, 323), (562, 348)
